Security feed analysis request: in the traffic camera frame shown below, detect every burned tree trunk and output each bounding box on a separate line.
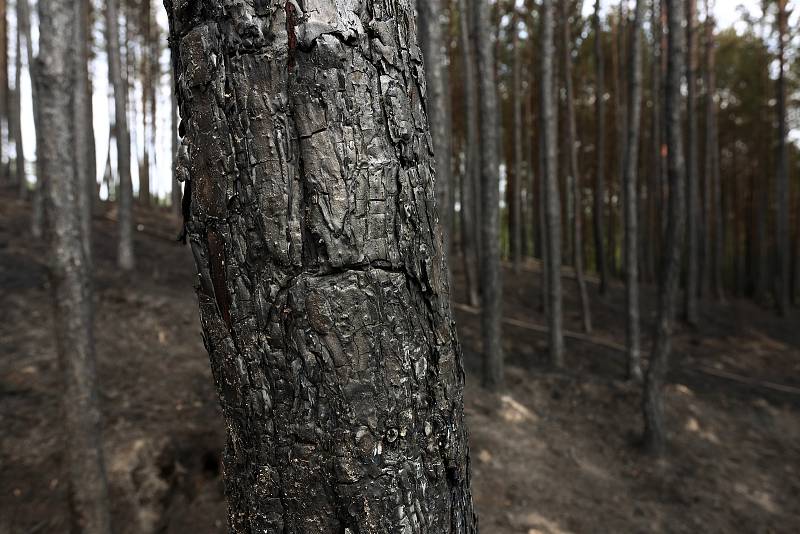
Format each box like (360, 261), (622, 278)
(774, 0), (790, 316)
(623, 0), (645, 382)
(106, 0), (134, 269)
(510, 10), (524, 271)
(37, 0), (112, 531)
(541, 0), (564, 366)
(684, 0), (699, 324)
(164, 1), (476, 531)
(643, 0), (686, 456)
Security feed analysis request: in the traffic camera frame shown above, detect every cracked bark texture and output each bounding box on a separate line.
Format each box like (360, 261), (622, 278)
(164, 1), (476, 531)
(623, 0), (645, 382)
(643, 0), (686, 456)
(38, 0), (112, 531)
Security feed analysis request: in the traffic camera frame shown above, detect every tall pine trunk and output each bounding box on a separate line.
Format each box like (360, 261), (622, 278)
(684, 0), (699, 324)
(774, 0), (790, 315)
(418, 0), (453, 268)
(561, 0), (592, 334)
(510, 11), (523, 271)
(593, 0), (609, 295)
(164, 1), (477, 530)
(623, 0), (646, 382)
(38, 0), (112, 530)
(106, 0), (134, 269)
(541, 0), (564, 366)
(474, 0), (504, 389)
(643, 0), (686, 456)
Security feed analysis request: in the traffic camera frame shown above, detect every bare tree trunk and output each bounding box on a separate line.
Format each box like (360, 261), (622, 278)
(561, 0), (592, 334)
(774, 0), (790, 315)
(459, 0), (480, 308)
(704, 0), (724, 302)
(37, 0), (112, 531)
(106, 0), (134, 269)
(0, 0), (7, 184)
(474, 0), (504, 389)
(418, 0), (453, 268)
(13, 9), (24, 197)
(593, 0), (609, 295)
(647, 0), (663, 284)
(643, 0), (686, 456)
(164, 1), (477, 530)
(623, 0), (645, 382)
(684, 0), (699, 324)
(74, 0), (94, 265)
(541, 0), (564, 366)
(510, 10), (523, 271)
(171, 58), (182, 215)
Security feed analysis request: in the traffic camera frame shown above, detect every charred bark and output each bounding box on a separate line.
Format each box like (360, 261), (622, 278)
(164, 1), (477, 531)
(684, 0), (699, 324)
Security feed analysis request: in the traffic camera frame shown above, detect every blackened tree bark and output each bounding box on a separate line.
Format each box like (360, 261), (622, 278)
(643, 0), (686, 456)
(623, 0), (645, 382)
(106, 0), (134, 270)
(459, 0), (481, 308)
(37, 0), (112, 531)
(684, 0), (699, 324)
(560, 0), (592, 334)
(418, 0), (453, 268)
(164, 1), (477, 531)
(593, 0), (609, 295)
(774, 0), (790, 316)
(474, 0), (504, 388)
(541, 0), (564, 366)
(171, 60), (182, 215)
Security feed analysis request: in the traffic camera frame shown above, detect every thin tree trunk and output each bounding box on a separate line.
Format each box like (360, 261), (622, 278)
(14, 10), (24, 197)
(418, 0), (453, 268)
(561, 0), (592, 334)
(164, 2), (477, 530)
(774, 0), (790, 315)
(459, 0), (480, 308)
(593, 0), (609, 294)
(542, 0), (564, 366)
(684, 0), (699, 324)
(474, 0), (504, 389)
(510, 10), (523, 271)
(74, 0), (94, 265)
(623, 0), (646, 382)
(171, 55), (182, 215)
(643, 0), (686, 456)
(106, 0), (134, 269)
(37, 0), (112, 531)
(0, 0), (7, 183)
(647, 0), (663, 284)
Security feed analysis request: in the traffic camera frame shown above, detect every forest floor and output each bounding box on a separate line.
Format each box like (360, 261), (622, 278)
(2, 189), (799, 533)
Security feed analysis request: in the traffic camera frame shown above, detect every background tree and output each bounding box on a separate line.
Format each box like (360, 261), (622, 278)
(685, 0), (700, 324)
(643, 0), (687, 455)
(593, 0), (609, 295)
(37, 0), (112, 530)
(164, 0), (477, 530)
(774, 0), (790, 315)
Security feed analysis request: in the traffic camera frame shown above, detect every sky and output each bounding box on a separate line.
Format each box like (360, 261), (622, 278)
(16, 0), (796, 200)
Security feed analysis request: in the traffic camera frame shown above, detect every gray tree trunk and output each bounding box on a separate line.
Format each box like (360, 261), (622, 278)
(541, 0), (564, 366)
(623, 0), (645, 382)
(0, 0), (6, 184)
(13, 8), (24, 197)
(418, 0), (453, 268)
(684, 0), (699, 324)
(473, 0), (504, 389)
(647, 0), (663, 284)
(74, 0), (94, 265)
(561, 0), (592, 334)
(106, 0), (134, 270)
(643, 0), (686, 456)
(774, 0), (790, 315)
(510, 11), (523, 271)
(593, 0), (609, 295)
(37, 0), (112, 531)
(459, 0), (481, 308)
(164, 1), (477, 531)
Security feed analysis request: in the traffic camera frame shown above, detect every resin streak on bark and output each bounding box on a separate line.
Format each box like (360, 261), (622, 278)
(165, 1), (476, 531)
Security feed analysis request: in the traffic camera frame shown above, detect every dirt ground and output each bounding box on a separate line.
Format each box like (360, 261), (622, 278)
(2, 190), (799, 533)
